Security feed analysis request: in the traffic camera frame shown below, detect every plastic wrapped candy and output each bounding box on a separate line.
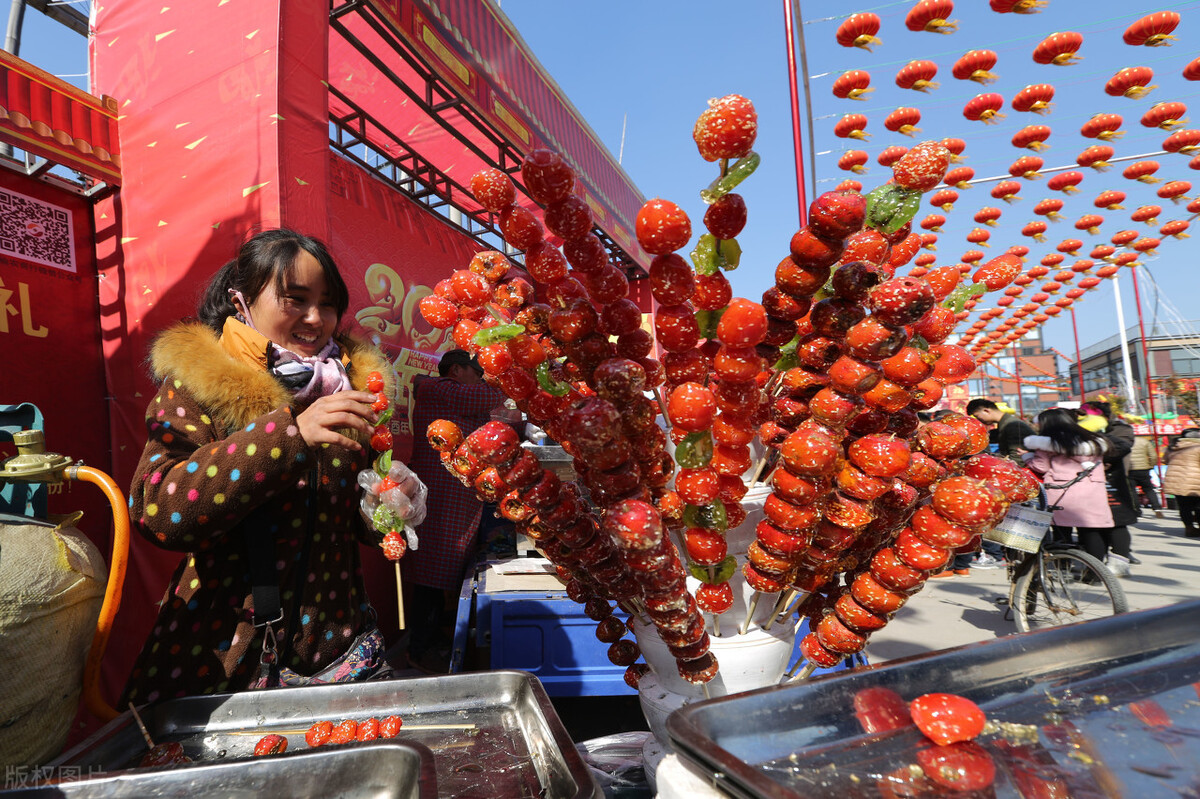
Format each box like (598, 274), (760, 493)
(358, 460), (427, 550)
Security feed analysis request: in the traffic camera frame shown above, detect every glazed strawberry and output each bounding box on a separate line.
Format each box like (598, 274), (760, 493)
(929, 344), (976, 383)
(369, 427), (393, 452)
(381, 531), (406, 561)
(704, 192), (748, 239)
(499, 205), (544, 250)
(789, 227), (844, 268)
(365, 371), (386, 394)
(544, 196), (593, 240)
(356, 718), (380, 742)
(892, 141), (952, 192)
(840, 228), (891, 266)
(910, 693), (987, 746)
(848, 434), (911, 478)
(418, 294), (458, 329)
(636, 199), (692, 255)
(916, 741), (996, 792)
(693, 94), (758, 161)
(973, 253), (1023, 290)
(695, 582), (734, 614)
(469, 168), (518, 212)
(885, 230), (921, 270)
(253, 734), (288, 756)
(685, 527), (727, 565)
(853, 687), (912, 734)
(668, 382), (718, 432)
(452, 319), (482, 351)
(380, 715), (403, 738)
(521, 149), (575, 205)
(603, 498), (664, 551)
(808, 190), (866, 242)
(693, 272), (733, 311)
(328, 720), (358, 745)
(716, 298), (768, 347)
(305, 720), (334, 747)
(868, 276), (936, 326)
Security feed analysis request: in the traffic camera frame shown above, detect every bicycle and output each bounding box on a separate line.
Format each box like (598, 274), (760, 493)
(988, 489), (1128, 633)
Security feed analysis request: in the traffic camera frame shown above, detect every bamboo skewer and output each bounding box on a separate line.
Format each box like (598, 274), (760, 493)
(739, 591), (763, 635)
(128, 703), (156, 749)
(228, 723), (476, 735)
(394, 562), (406, 630)
(785, 661), (818, 682)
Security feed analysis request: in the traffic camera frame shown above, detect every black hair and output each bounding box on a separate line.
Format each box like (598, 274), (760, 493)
(438, 349), (481, 377)
(197, 229), (349, 333)
(1036, 407), (1106, 454)
(966, 398), (998, 415)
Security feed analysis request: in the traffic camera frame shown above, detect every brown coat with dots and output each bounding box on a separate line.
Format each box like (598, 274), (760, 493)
(122, 322), (393, 704)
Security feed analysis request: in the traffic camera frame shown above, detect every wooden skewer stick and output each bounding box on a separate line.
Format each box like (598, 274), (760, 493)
(748, 453), (772, 486)
(228, 723), (476, 736)
(785, 661), (818, 682)
(395, 562), (406, 630)
(765, 589), (811, 633)
(760, 588), (797, 632)
(739, 591), (763, 635)
(653, 387), (669, 421)
(701, 682), (711, 700)
(128, 703), (156, 749)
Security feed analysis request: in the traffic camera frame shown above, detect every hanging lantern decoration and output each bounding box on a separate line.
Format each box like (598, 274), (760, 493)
(885, 107), (923, 136)
(1012, 84), (1055, 114)
(1075, 214), (1104, 235)
(1110, 229), (1138, 247)
(941, 138), (967, 162)
(1022, 221), (1048, 241)
(1163, 129), (1200, 155)
(974, 206), (1002, 226)
(1091, 244), (1116, 260)
(920, 232), (939, 250)
(831, 70), (873, 100)
(1054, 270), (1075, 284)
(1158, 180), (1192, 203)
(1042, 281), (1063, 295)
(930, 189), (959, 211)
(1005, 285), (1025, 296)
(1105, 66), (1156, 99)
(1188, 198), (1200, 214)
(1113, 252), (1138, 266)
(1033, 198), (1064, 220)
(1030, 292), (1051, 304)
(1010, 155), (1044, 179)
(1077, 145), (1114, 171)
(1094, 190), (1126, 210)
(1160, 220), (1190, 238)
(1130, 205), (1161, 226)
(944, 166), (975, 188)
(836, 13), (883, 49)
(1045, 307), (1065, 317)
(1132, 237), (1161, 255)
(1065, 287), (1086, 299)
(962, 250), (985, 264)
(1058, 239), (1083, 255)
(953, 50), (999, 84)
(997, 296), (1015, 307)
(914, 252), (937, 267)
(1054, 298), (1075, 309)
(963, 93), (1006, 124)
(838, 150), (869, 173)
(906, 0), (957, 33)
(1123, 11), (1180, 47)
(991, 0), (1046, 14)
(834, 113), (870, 139)
(1011, 125), (1051, 150)
(909, 266), (931, 278)
(877, 145), (909, 167)
(1078, 276), (1102, 289)
(1080, 113), (1124, 141)
(1041, 254), (1064, 268)
(1033, 31), (1084, 65)
(920, 214), (946, 231)
(967, 227), (992, 247)
(836, 179), (863, 192)
(1008, 245), (1030, 258)
(1185, 57), (1200, 81)
(1122, 161), (1160, 183)
(1072, 260), (1095, 273)
(1096, 264), (1120, 278)
(895, 60), (940, 92)
(1141, 102), (1188, 129)
(1027, 264), (1050, 279)
(1047, 171), (1084, 193)
(1191, 154), (1200, 171)
(991, 180), (1023, 202)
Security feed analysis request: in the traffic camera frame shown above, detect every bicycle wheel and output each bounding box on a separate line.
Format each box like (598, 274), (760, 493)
(1012, 549), (1128, 632)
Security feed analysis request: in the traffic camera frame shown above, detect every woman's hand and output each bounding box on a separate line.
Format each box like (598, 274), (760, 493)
(296, 391), (379, 451)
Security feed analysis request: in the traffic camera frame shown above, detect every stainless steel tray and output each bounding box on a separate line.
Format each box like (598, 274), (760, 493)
(4, 743), (435, 798)
(668, 600), (1200, 798)
(47, 670), (599, 799)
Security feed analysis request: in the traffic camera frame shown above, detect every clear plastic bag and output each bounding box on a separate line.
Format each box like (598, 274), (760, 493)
(358, 460), (427, 550)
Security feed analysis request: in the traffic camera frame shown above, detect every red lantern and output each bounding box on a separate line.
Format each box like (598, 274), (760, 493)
(1132, 237), (1160, 255)
(832, 70), (873, 100)
(1054, 270), (1076, 283)
(1111, 229), (1138, 247)
(838, 150), (869, 173)
(1005, 286), (1025, 296)
(1094, 190), (1125, 210)
(1033, 198), (1063, 220)
(1030, 292), (1051, 303)
(967, 227), (992, 247)
(991, 0), (1046, 13)
(896, 60), (939, 92)
(944, 166), (974, 188)
(1075, 215), (1104, 234)
(1011, 124), (1051, 150)
(930, 189), (958, 211)
(1058, 239), (1083, 255)
(1113, 252), (1138, 266)
(836, 13), (882, 49)
(1042, 281), (1063, 295)
(1055, 298), (1074, 309)
(1158, 181), (1192, 203)
(1185, 57), (1200, 82)
(836, 179), (863, 192)
(1123, 11), (1180, 47)
(1141, 102), (1187, 129)
(997, 297), (1015, 307)
(1105, 66), (1156, 99)
(1077, 276), (1101, 289)
(1007, 245), (1029, 258)
(906, 0), (957, 33)
(1091, 244), (1116, 260)
(974, 207), (1002, 226)
(1012, 84), (1055, 114)
(1122, 161), (1160, 183)
(962, 250), (985, 264)
(941, 138), (966, 160)
(963, 93), (1005, 124)
(1080, 113), (1124, 141)
(1188, 198), (1200, 214)
(1033, 31), (1084, 65)
(1191, 154), (1200, 171)
(1077, 145), (1114, 171)
(1047, 171), (1084, 193)
(991, 180), (1022, 202)
(1041, 254), (1063, 268)
(914, 252), (937, 267)
(1096, 265), (1120, 278)
(920, 214), (945, 231)
(1010, 156), (1043, 179)
(877, 145), (909, 167)
(885, 107), (922, 136)
(920, 232), (939, 250)
(1160, 220), (1190, 238)
(1022, 221), (1047, 241)
(953, 50), (999, 83)
(1130, 205), (1161, 225)
(834, 114), (869, 140)
(1029, 264), (1051, 277)
(1045, 307), (1064, 317)
(1163, 129), (1200, 154)
(908, 266), (930, 278)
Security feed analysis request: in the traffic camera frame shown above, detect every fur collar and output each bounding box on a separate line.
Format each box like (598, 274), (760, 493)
(149, 321), (394, 435)
(1023, 434), (1107, 457)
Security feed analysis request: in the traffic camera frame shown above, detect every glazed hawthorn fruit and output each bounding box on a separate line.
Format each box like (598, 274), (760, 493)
(668, 382), (718, 432)
(636, 198), (692, 255)
(910, 693), (987, 746)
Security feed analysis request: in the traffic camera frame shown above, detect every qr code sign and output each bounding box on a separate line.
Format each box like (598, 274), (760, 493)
(0, 187), (75, 272)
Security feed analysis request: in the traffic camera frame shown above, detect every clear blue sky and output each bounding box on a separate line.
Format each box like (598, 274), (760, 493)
(18, 0), (1200, 369)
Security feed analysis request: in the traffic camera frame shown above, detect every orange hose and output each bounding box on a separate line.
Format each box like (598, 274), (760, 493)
(69, 464), (129, 722)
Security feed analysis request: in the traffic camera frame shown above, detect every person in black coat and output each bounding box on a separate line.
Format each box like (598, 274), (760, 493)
(1080, 401), (1140, 567)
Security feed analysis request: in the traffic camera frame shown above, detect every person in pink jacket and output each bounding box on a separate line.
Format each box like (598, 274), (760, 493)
(1024, 408), (1128, 568)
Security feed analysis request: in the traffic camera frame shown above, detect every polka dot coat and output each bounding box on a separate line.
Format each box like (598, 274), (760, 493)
(121, 322), (394, 703)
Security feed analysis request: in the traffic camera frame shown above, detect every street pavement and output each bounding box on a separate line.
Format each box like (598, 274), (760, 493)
(864, 511), (1200, 663)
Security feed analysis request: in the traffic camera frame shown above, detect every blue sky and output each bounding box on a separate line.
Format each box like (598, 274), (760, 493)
(18, 0), (1200, 369)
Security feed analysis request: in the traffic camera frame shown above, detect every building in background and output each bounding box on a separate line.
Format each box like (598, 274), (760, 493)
(1069, 321), (1200, 422)
(961, 328), (1069, 420)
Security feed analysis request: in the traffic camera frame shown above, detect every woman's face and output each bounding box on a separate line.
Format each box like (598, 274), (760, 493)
(247, 251), (339, 357)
